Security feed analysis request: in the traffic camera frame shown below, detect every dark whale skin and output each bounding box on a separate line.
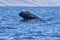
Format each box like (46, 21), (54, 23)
(19, 11), (39, 19)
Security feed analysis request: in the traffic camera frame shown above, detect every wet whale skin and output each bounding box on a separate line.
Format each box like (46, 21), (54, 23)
(19, 11), (39, 19)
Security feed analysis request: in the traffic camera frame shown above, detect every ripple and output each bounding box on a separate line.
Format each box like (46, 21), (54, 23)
(0, 38), (7, 40)
(23, 36), (34, 39)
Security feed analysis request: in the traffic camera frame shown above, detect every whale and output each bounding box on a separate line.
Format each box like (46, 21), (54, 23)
(19, 11), (40, 20)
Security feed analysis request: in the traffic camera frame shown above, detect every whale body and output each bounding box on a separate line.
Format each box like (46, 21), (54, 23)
(19, 11), (39, 20)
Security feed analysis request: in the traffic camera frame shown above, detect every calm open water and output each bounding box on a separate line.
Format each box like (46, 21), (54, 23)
(0, 7), (60, 40)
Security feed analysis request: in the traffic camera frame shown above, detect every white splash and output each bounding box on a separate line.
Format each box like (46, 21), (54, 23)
(0, 0), (60, 6)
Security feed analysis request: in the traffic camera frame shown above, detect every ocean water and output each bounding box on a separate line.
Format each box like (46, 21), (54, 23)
(0, 7), (60, 40)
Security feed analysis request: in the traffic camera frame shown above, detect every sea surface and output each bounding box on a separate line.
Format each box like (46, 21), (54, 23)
(0, 7), (60, 40)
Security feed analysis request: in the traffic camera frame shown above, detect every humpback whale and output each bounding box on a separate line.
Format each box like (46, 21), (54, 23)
(19, 11), (39, 20)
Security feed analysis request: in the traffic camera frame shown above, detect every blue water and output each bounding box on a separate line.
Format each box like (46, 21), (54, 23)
(0, 7), (60, 40)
